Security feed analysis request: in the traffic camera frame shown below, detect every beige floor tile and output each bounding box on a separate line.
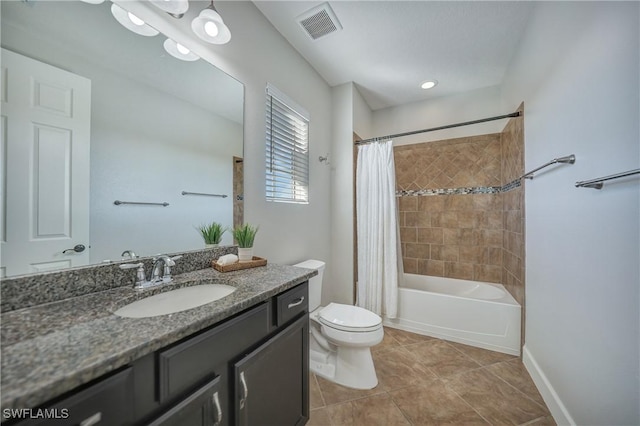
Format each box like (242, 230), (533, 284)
(308, 407), (333, 426)
(521, 415), (557, 426)
(325, 393), (410, 426)
(390, 382), (489, 425)
(373, 346), (438, 391)
(408, 339), (482, 378)
(486, 359), (547, 408)
(316, 375), (385, 406)
(371, 329), (400, 354)
(313, 328), (554, 426)
(384, 326), (434, 346)
(446, 368), (549, 425)
(448, 341), (517, 366)
(310, 374), (326, 409)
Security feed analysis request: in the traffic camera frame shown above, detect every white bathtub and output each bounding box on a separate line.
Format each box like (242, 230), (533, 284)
(383, 273), (521, 355)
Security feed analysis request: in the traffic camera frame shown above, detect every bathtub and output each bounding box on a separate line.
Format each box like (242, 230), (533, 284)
(383, 274), (521, 355)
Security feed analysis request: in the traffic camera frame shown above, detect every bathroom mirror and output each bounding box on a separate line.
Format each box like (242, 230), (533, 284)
(0, 1), (244, 277)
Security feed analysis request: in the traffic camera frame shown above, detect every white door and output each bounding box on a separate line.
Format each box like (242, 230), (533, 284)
(1, 48), (91, 277)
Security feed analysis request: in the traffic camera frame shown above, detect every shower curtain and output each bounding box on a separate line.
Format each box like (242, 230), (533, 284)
(356, 140), (401, 319)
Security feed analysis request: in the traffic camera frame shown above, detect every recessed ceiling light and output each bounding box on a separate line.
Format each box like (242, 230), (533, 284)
(420, 80), (438, 90)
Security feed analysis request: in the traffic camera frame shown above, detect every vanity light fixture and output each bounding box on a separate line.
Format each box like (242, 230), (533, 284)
(149, 0), (189, 17)
(110, 4), (159, 37)
(420, 80), (438, 90)
(191, 1), (231, 45)
(163, 38), (200, 61)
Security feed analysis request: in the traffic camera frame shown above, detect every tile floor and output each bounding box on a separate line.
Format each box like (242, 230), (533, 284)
(308, 327), (556, 426)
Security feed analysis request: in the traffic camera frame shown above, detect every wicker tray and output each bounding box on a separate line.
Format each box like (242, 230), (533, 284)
(212, 256), (267, 273)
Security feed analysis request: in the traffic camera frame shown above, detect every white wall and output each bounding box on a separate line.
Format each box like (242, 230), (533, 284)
(501, 3), (639, 425)
(327, 83), (374, 305)
(90, 71), (241, 261)
(372, 85), (504, 145)
(130, 1), (333, 270)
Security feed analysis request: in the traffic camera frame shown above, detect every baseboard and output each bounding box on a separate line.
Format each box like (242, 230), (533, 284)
(522, 345), (575, 426)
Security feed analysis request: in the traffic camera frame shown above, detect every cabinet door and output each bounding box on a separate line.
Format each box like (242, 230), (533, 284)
(233, 314), (308, 426)
(16, 368), (133, 426)
(148, 376), (223, 426)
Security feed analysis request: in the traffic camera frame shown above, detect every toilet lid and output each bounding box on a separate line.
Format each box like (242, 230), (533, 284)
(318, 303), (382, 332)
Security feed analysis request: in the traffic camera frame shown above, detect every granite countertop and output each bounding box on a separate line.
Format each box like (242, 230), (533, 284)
(0, 264), (316, 411)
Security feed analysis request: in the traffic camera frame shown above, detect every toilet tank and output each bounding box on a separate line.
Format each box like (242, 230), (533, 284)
(293, 259), (325, 311)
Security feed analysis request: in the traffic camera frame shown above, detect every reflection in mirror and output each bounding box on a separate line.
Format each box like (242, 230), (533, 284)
(0, 1), (244, 278)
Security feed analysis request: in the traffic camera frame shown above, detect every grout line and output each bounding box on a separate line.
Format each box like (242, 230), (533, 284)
(518, 416), (551, 426)
(484, 362), (551, 413)
(311, 373), (327, 408)
(442, 379), (493, 425)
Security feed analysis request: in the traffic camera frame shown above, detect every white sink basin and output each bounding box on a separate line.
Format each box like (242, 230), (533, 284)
(114, 284), (236, 318)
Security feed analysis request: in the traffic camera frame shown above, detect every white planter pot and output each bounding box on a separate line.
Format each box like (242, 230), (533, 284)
(238, 247), (253, 262)
(205, 243), (219, 248)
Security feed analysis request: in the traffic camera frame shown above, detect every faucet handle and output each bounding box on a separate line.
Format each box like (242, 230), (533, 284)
(119, 263), (147, 287)
(162, 256), (182, 281)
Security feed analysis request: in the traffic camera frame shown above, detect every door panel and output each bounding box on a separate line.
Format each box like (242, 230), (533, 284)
(233, 315), (308, 426)
(1, 48), (91, 276)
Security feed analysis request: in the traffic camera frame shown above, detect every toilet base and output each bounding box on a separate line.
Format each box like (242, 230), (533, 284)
(309, 345), (378, 390)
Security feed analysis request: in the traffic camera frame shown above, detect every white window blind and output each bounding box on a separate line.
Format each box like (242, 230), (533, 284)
(265, 84), (310, 204)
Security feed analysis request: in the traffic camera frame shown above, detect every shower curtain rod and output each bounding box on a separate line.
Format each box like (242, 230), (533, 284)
(355, 111), (522, 145)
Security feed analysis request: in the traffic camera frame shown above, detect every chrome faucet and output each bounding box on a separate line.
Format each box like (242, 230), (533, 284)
(150, 255), (176, 283)
(121, 250), (138, 260)
(119, 255), (182, 290)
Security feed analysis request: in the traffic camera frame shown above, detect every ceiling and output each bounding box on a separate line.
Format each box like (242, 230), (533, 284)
(253, 1), (535, 111)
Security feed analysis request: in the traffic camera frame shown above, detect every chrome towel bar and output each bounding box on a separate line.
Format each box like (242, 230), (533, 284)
(114, 200), (169, 207)
(575, 168), (640, 190)
(519, 155), (575, 180)
(181, 191), (228, 198)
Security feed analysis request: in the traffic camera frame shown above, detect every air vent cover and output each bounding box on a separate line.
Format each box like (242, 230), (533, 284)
(297, 3), (343, 40)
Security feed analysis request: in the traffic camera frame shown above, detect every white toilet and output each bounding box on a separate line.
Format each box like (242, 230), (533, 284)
(294, 259), (383, 389)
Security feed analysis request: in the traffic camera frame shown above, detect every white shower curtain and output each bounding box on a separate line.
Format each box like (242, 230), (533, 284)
(356, 140), (401, 319)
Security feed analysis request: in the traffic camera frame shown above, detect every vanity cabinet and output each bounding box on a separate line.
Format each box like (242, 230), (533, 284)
(15, 368), (134, 426)
(10, 282), (309, 426)
(234, 315), (308, 426)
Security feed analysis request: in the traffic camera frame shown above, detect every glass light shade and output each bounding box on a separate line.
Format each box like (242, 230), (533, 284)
(149, 0), (189, 15)
(191, 8), (231, 44)
(420, 80), (438, 90)
(80, 0), (106, 4)
(163, 38), (200, 62)
(111, 4), (159, 37)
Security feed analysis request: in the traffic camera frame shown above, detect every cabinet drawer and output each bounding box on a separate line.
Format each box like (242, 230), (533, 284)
(18, 367), (133, 426)
(149, 376), (222, 426)
(158, 302), (270, 403)
(275, 282), (308, 327)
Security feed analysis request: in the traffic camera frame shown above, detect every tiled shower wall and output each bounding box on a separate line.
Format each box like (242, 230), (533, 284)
(501, 110), (525, 315)
(395, 134), (505, 283)
(394, 112), (525, 311)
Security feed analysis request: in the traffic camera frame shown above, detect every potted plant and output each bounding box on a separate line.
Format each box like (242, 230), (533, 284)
(232, 223), (259, 262)
(197, 222), (227, 247)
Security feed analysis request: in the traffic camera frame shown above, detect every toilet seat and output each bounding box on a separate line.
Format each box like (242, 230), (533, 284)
(318, 303), (382, 332)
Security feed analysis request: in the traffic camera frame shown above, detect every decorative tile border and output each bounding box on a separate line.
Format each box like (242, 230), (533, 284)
(396, 178), (522, 197)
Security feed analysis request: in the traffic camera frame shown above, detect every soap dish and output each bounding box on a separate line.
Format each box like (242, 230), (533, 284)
(212, 256), (267, 273)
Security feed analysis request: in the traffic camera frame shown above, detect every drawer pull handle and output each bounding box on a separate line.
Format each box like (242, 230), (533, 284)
(288, 296), (305, 309)
(80, 412), (102, 426)
(212, 391), (222, 425)
(239, 371), (249, 410)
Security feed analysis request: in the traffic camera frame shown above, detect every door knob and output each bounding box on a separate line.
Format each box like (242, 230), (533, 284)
(63, 244), (86, 254)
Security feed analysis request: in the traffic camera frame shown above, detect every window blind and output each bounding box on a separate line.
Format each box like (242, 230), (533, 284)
(265, 84), (310, 204)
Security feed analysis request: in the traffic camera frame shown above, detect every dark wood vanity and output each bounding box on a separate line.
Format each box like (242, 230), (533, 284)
(6, 282), (309, 426)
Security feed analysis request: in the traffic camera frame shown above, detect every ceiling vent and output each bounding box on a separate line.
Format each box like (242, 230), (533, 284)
(297, 3), (343, 41)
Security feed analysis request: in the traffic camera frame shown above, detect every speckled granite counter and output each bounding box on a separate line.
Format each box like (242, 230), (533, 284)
(0, 264), (316, 411)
